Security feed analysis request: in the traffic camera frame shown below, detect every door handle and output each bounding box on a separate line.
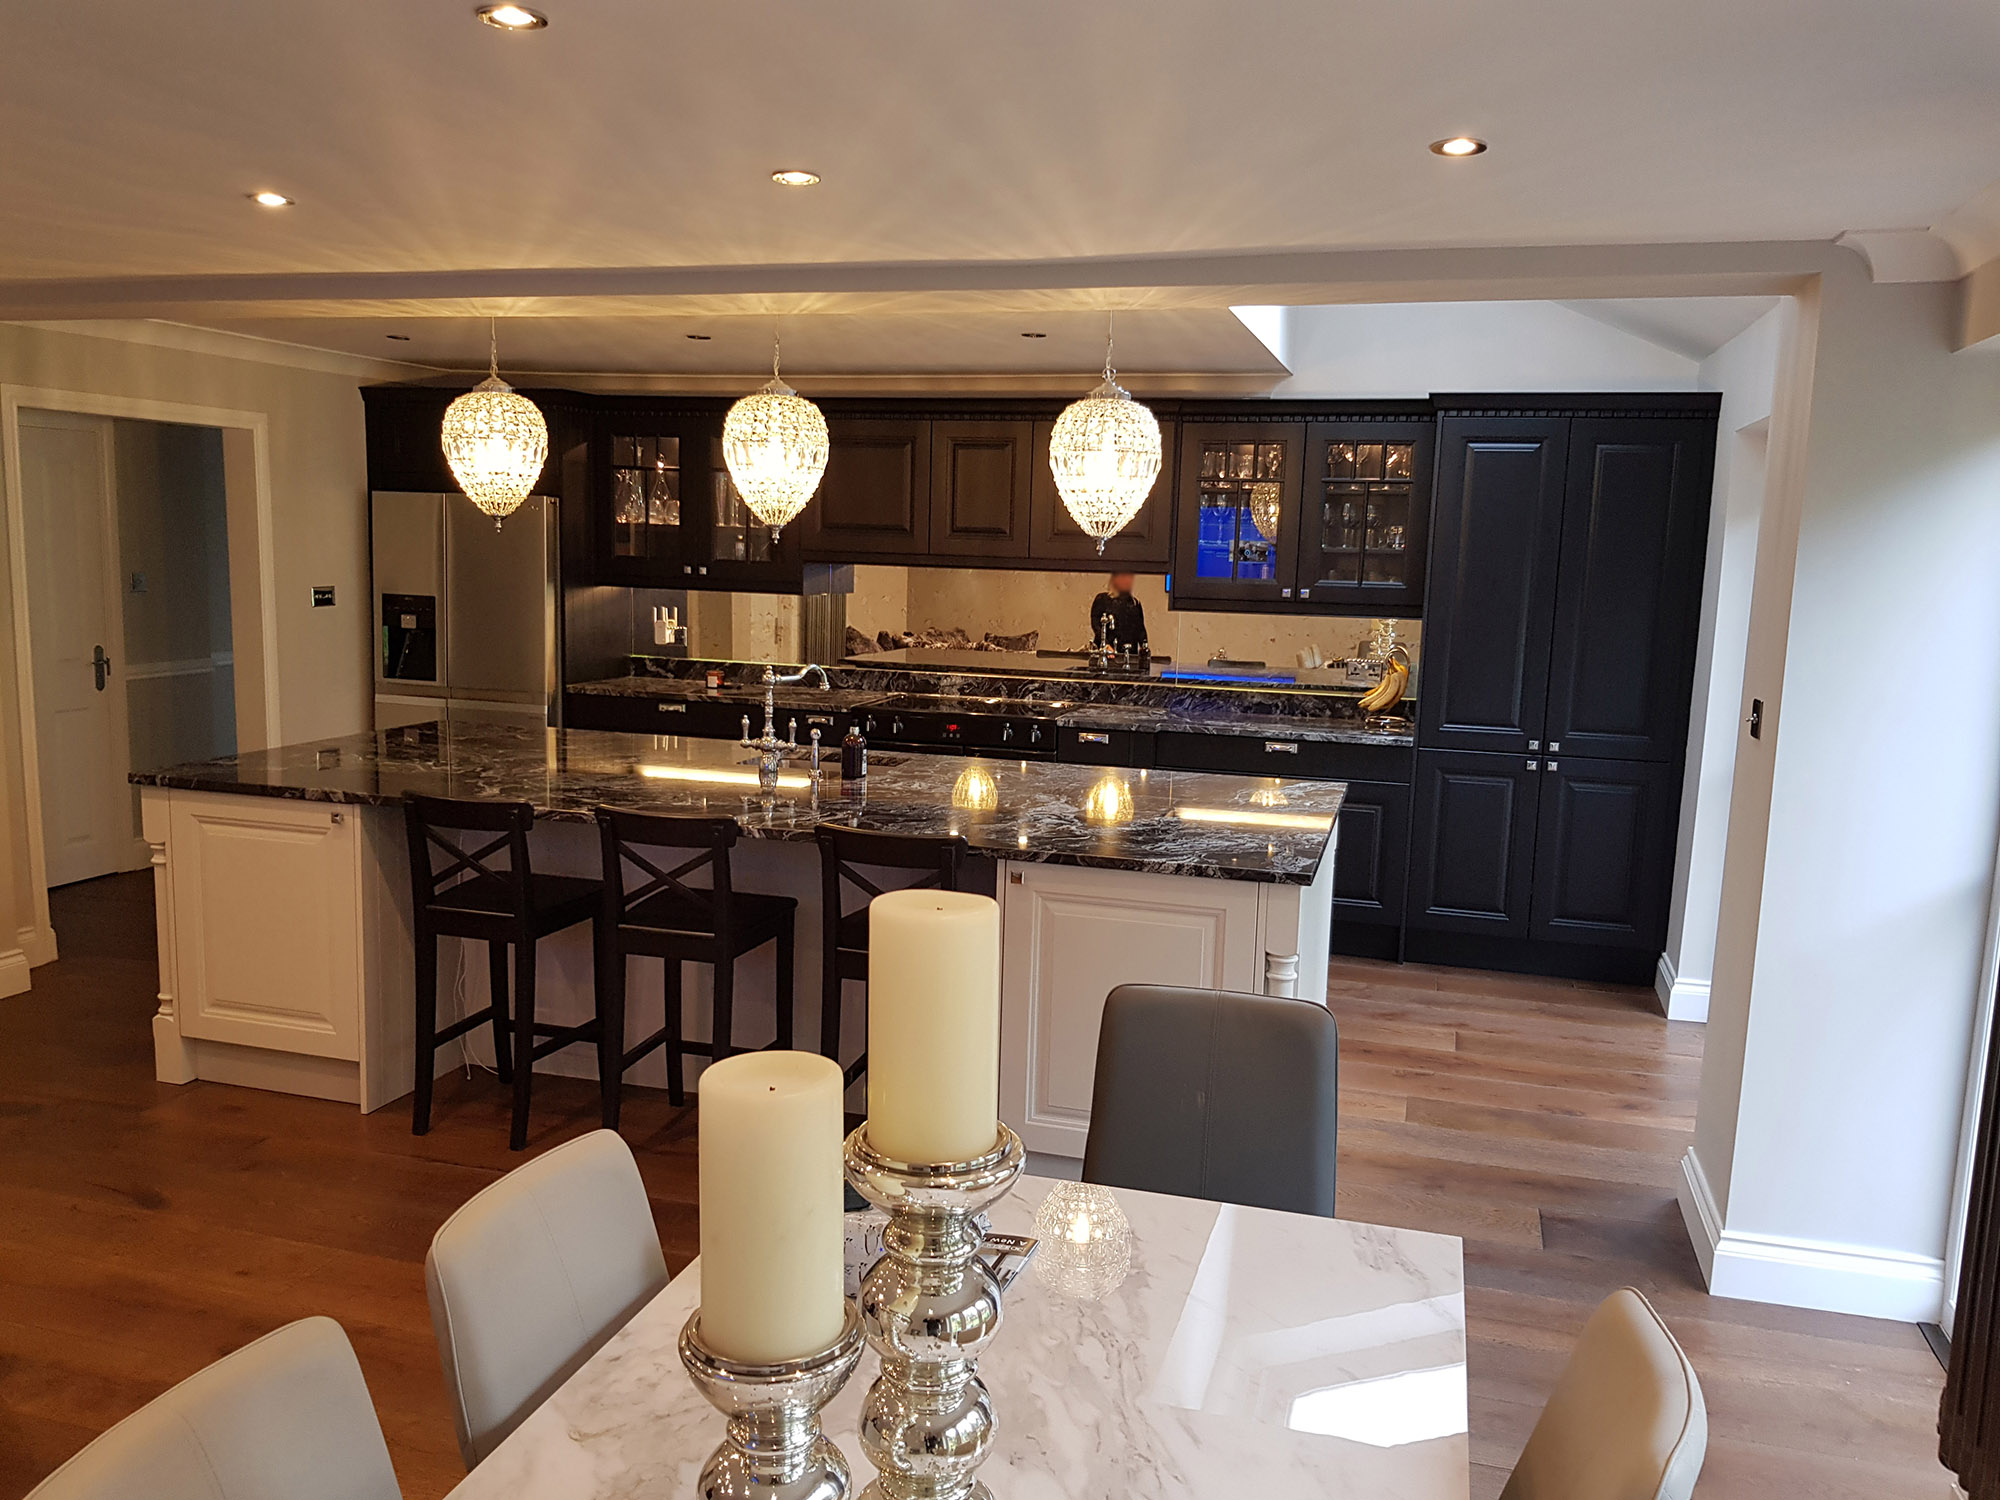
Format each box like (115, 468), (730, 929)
(92, 645), (111, 691)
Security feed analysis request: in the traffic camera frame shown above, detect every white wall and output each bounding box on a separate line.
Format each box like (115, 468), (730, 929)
(0, 321), (372, 987)
(1264, 301), (1700, 397)
(1682, 258), (2000, 1320)
(1655, 307), (1784, 1020)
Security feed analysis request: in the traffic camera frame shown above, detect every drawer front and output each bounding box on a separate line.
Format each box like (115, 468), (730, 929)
(1059, 726), (1146, 767)
(1153, 730), (1411, 784)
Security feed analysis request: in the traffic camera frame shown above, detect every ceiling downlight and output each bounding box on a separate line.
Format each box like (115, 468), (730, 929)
(1429, 136), (1487, 157)
(476, 4), (547, 29)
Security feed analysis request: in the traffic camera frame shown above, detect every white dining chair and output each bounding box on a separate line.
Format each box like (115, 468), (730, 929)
(1501, 1286), (1707, 1500)
(426, 1127), (670, 1467)
(27, 1316), (400, 1500)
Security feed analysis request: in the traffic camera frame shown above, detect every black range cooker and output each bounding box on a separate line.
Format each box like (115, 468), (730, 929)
(860, 694), (1069, 759)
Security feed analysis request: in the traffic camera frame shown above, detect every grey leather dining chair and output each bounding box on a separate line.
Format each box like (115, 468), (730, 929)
(27, 1316), (400, 1500)
(1500, 1287), (1707, 1500)
(1081, 984), (1339, 1216)
(425, 1127), (670, 1468)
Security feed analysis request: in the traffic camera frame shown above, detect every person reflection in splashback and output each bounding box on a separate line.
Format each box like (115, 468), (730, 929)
(1089, 572), (1148, 655)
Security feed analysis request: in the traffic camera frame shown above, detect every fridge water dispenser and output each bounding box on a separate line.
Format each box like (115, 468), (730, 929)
(382, 592), (438, 681)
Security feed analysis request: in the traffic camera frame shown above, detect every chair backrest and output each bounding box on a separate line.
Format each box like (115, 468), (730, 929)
(404, 794), (535, 918)
(28, 1316), (400, 1500)
(596, 807), (738, 933)
(425, 1128), (669, 1468)
(1500, 1288), (1706, 1500)
(817, 825), (967, 945)
(1082, 984), (1339, 1217)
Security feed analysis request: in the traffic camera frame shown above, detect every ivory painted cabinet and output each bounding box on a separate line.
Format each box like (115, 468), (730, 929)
(996, 855), (1334, 1158)
(146, 789), (415, 1111)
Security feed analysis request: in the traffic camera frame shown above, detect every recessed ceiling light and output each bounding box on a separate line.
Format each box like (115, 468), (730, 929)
(771, 169), (821, 187)
(386, 333), (412, 342)
(1021, 331), (1047, 339)
(1429, 136), (1487, 157)
(686, 333), (712, 341)
(476, 4), (547, 29)
(248, 190), (294, 208)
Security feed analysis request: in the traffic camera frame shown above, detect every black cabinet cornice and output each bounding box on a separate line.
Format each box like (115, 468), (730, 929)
(1430, 391), (1723, 419)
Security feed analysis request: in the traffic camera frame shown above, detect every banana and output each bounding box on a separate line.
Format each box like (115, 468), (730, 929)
(1358, 660), (1409, 714)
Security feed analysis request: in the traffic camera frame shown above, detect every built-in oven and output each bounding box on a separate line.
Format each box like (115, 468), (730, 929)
(861, 695), (1067, 760)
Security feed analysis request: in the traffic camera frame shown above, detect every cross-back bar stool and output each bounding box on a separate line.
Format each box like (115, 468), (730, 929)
(594, 808), (800, 1127)
(815, 825), (968, 1090)
(404, 794), (604, 1150)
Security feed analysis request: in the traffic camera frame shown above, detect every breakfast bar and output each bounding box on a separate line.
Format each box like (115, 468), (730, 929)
(132, 719), (1342, 1155)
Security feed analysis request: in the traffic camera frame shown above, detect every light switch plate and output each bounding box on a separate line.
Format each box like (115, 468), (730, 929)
(311, 585), (336, 607)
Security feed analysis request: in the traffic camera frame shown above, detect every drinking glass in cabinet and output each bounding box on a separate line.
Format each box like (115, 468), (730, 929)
(1327, 442), (1359, 478)
(1230, 446), (1256, 480)
(645, 463), (679, 526)
(613, 469), (645, 525)
(1385, 443), (1413, 479)
(1355, 443), (1385, 479)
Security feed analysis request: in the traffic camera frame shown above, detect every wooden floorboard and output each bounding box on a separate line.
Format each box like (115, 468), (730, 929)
(0, 876), (1959, 1498)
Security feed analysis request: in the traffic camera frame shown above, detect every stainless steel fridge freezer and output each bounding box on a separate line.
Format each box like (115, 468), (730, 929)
(372, 491), (559, 732)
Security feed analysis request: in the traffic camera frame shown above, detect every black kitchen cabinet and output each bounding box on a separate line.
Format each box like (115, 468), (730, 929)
(1027, 416), (1176, 569)
(1530, 755), (1681, 948)
(1330, 778), (1411, 927)
(929, 420), (1034, 560)
(592, 408), (714, 586)
(1296, 419), (1435, 614)
(800, 418), (932, 559)
(1406, 748), (1542, 940)
(1169, 421), (1306, 607)
(1419, 417), (1569, 754)
(1544, 418), (1715, 762)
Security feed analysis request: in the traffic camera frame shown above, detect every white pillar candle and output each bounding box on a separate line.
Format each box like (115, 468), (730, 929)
(867, 889), (1001, 1165)
(698, 1050), (846, 1364)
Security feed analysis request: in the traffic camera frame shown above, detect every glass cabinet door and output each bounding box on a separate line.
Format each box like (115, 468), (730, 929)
(606, 430), (684, 569)
(1298, 420), (1434, 612)
(696, 433), (800, 588)
(1171, 422), (1303, 604)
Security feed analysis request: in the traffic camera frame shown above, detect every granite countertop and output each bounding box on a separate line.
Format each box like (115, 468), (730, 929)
(132, 722), (1344, 884)
(570, 674), (1415, 748)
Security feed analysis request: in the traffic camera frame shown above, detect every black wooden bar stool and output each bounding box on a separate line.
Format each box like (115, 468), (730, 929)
(404, 794), (604, 1150)
(815, 826), (967, 1091)
(594, 808), (800, 1127)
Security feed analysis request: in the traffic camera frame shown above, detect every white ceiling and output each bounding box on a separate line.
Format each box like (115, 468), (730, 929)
(3, 1), (1992, 375)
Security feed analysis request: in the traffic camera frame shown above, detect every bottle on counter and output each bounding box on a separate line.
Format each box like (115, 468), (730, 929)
(841, 722), (867, 781)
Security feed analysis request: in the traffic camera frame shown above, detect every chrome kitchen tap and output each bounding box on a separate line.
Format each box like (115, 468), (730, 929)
(739, 663), (831, 788)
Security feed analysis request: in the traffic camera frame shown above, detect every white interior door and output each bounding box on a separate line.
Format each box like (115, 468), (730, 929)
(21, 410), (136, 887)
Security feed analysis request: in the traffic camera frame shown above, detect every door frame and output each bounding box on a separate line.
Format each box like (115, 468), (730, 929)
(0, 386), (281, 969)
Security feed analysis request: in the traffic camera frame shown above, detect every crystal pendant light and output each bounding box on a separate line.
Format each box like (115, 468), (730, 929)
(1048, 315), (1163, 554)
(441, 319), (548, 528)
(722, 335), (829, 539)
(1249, 481), (1283, 542)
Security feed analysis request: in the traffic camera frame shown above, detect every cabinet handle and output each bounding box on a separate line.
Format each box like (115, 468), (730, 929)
(1281, 587), (1293, 598)
(1526, 759), (1539, 771)
(330, 811), (344, 824)
(1300, 587), (1311, 599)
(658, 701), (686, 713)
(1265, 741), (1299, 754)
(1549, 741), (1561, 752)
(1078, 732), (1110, 745)
(1527, 740), (1540, 751)
(1546, 760), (1560, 772)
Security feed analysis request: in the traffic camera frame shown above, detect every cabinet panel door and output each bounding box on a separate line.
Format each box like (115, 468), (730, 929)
(594, 415), (709, 585)
(1027, 418), (1175, 567)
(1545, 418), (1715, 762)
(998, 859), (1262, 1156)
(1331, 778), (1411, 925)
(1169, 422), (1305, 606)
(170, 794), (361, 1059)
(930, 420), (1033, 559)
(1529, 755), (1680, 948)
(1406, 749), (1541, 938)
(1419, 418), (1568, 753)
(1296, 420), (1435, 614)
(801, 418), (931, 558)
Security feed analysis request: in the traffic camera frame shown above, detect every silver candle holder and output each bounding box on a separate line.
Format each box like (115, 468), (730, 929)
(679, 1301), (865, 1500)
(842, 1123), (1029, 1500)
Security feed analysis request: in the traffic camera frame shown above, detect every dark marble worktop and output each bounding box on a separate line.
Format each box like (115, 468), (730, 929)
(131, 721), (1344, 884)
(574, 659), (1414, 749)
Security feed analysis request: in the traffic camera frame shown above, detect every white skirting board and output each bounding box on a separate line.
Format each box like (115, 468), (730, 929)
(1653, 951), (1710, 1023)
(1677, 1146), (1945, 1323)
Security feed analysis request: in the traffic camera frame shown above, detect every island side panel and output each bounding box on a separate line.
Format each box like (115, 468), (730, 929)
(997, 859), (1266, 1159)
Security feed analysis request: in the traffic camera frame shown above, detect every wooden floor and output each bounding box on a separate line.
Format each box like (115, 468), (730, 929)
(0, 874), (1957, 1499)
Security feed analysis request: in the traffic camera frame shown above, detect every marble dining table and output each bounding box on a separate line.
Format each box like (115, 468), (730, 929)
(448, 1176), (1470, 1500)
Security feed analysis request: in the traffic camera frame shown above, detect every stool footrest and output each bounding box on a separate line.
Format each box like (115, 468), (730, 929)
(432, 1006), (500, 1046)
(527, 1020), (600, 1062)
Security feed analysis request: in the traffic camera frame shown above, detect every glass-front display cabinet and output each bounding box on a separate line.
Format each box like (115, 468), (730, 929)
(699, 434), (802, 590)
(594, 411), (703, 584)
(1296, 419), (1434, 613)
(1170, 421), (1304, 606)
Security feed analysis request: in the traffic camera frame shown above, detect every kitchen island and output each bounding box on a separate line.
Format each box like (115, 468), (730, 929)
(133, 720), (1342, 1156)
